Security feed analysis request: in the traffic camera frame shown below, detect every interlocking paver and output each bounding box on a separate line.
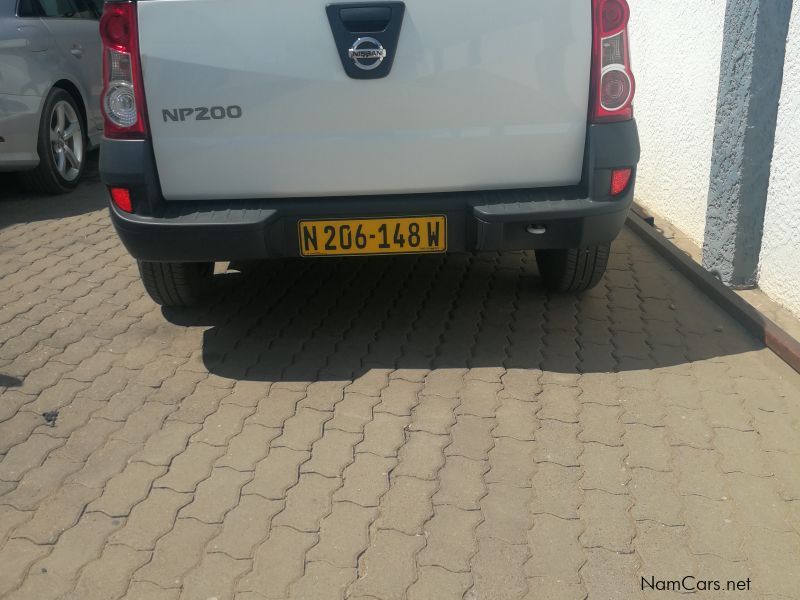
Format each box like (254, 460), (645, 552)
(0, 432), (63, 481)
(32, 512), (122, 585)
(179, 466), (251, 524)
(768, 450), (800, 501)
(287, 561), (356, 600)
(537, 384), (581, 423)
(2, 455), (83, 510)
(238, 526), (317, 598)
(394, 430), (448, 480)
(275, 407), (332, 449)
(743, 527), (800, 599)
(273, 472), (340, 532)
(581, 548), (641, 600)
(133, 517), (217, 589)
(457, 380), (501, 418)
(532, 419), (582, 467)
(530, 462), (582, 519)
(168, 383), (231, 424)
(580, 490), (635, 553)
(408, 395), (458, 435)
(111, 401), (174, 445)
(3, 187), (800, 599)
(524, 578), (587, 600)
(628, 467), (683, 526)
(728, 472), (791, 532)
(179, 551), (250, 600)
(446, 414), (494, 461)
(714, 428), (772, 476)
(0, 390), (39, 433)
(420, 369), (467, 398)
(208, 494), (282, 559)
(673, 446), (729, 500)
(623, 423), (671, 471)
(477, 483), (532, 544)
(579, 402), (624, 446)
(620, 388), (666, 427)
(376, 379), (422, 416)
(325, 393), (379, 434)
(243, 446), (310, 500)
(470, 537), (529, 600)
(302, 427), (361, 477)
(485, 437), (535, 487)
(357, 411), (409, 457)
(153, 441), (226, 493)
(434, 455), (487, 510)
(0, 537), (51, 597)
(67, 438), (141, 489)
(0, 505), (30, 545)
(68, 543), (150, 600)
(109, 488), (192, 550)
(408, 566), (472, 600)
(580, 442), (630, 494)
(376, 475), (436, 535)
(307, 501), (377, 567)
(215, 423), (278, 472)
(349, 529), (425, 600)
(13, 483), (101, 544)
(132, 420), (202, 467)
(634, 520), (697, 584)
(418, 504), (480, 572)
(525, 514), (584, 583)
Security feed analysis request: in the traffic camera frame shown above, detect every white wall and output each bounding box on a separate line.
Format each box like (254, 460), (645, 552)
(759, 3), (800, 319)
(627, 1), (727, 244)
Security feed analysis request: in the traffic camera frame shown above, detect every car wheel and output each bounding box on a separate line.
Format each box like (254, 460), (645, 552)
(535, 244), (610, 293)
(19, 88), (86, 194)
(138, 261), (214, 307)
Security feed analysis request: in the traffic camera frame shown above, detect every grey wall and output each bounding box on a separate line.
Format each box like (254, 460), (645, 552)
(703, 0), (794, 288)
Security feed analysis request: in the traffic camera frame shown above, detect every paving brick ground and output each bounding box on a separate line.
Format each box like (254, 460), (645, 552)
(1, 169), (800, 599)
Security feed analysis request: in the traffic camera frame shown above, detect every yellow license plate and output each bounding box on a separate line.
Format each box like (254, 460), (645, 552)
(298, 216), (447, 256)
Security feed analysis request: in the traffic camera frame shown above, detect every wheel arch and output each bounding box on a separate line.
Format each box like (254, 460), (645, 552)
(50, 78), (89, 136)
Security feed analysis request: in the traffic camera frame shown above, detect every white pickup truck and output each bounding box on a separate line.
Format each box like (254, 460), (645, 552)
(99, 0), (639, 307)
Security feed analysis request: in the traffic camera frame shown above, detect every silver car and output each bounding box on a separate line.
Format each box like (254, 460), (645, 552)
(0, 0), (103, 193)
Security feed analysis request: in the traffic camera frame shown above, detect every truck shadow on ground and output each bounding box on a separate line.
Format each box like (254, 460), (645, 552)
(163, 240), (761, 380)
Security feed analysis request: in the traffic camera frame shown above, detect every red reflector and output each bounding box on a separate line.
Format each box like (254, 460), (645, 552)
(610, 169), (632, 196)
(109, 187), (132, 212)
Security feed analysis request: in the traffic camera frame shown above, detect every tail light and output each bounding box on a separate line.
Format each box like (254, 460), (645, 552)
(591, 0), (635, 123)
(100, 2), (149, 139)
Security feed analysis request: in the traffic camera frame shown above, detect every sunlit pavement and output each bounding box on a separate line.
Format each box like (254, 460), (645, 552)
(1, 165), (799, 600)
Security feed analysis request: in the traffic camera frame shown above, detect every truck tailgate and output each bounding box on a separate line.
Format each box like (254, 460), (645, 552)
(138, 0), (592, 200)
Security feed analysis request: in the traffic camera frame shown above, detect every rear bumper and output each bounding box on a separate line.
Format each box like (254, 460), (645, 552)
(101, 120), (640, 262)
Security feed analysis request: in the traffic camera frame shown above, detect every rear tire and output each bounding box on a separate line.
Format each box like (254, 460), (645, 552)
(19, 88), (86, 194)
(138, 261), (213, 307)
(535, 244), (610, 293)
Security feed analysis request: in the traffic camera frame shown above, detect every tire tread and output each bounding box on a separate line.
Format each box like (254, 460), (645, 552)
(138, 261), (212, 307)
(535, 244), (610, 293)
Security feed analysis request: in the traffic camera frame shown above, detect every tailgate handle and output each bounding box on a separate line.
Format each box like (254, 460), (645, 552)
(339, 6), (392, 32)
(327, 2), (405, 79)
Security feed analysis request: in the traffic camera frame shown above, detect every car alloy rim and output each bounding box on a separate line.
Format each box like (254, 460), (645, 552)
(50, 100), (83, 182)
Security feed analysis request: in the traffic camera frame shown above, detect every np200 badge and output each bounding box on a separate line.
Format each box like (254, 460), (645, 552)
(162, 105), (243, 122)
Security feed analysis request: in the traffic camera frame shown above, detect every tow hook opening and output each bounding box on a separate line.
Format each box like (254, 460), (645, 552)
(527, 224), (547, 235)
